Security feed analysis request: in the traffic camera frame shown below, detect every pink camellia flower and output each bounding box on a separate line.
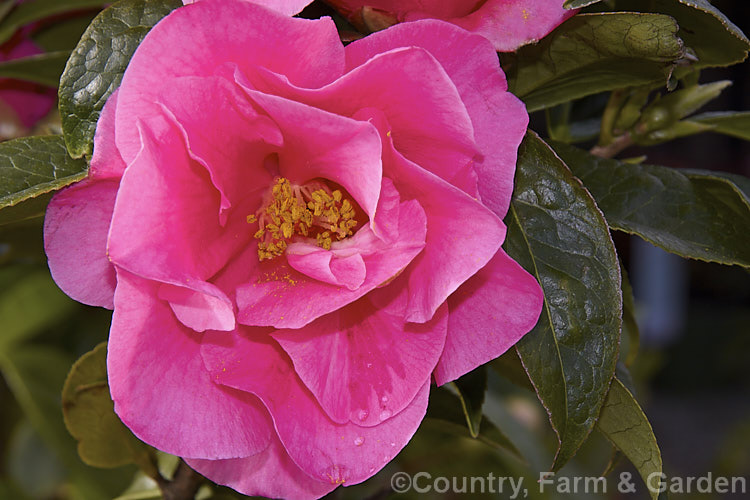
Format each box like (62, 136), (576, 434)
(325, 0), (577, 52)
(44, 0), (543, 497)
(0, 31), (56, 137)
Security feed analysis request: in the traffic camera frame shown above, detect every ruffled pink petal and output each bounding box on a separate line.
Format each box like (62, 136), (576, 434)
(272, 288), (447, 427)
(108, 116), (249, 288)
(345, 20), (528, 219)
(448, 0), (577, 52)
(434, 249), (544, 385)
(201, 329), (431, 485)
(89, 90), (126, 181)
(286, 245), (366, 291)
(233, 84), (382, 219)
(157, 282), (236, 332)
(246, 45), (479, 197)
(362, 108), (506, 324)
(116, 0), (344, 164)
(155, 75), (282, 222)
(108, 270), (272, 459)
(0, 37), (55, 128)
(43, 180), (118, 309)
(182, 0), (313, 16)
(236, 183), (426, 329)
(186, 434), (336, 500)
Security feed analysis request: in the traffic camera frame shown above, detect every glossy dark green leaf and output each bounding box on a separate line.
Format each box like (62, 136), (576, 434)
(0, 136), (88, 225)
(490, 349), (533, 391)
(596, 378), (662, 500)
(504, 132), (622, 471)
(0, 0), (107, 46)
(32, 12), (101, 52)
(0, 269), (76, 349)
(58, 0), (182, 159)
(622, 0), (749, 69)
(0, 51), (69, 87)
(551, 141), (750, 268)
(426, 387), (523, 460)
(62, 342), (157, 473)
(621, 267), (640, 367)
(689, 111), (750, 141)
(564, 0), (603, 8)
(501, 13), (685, 111)
(452, 366), (487, 438)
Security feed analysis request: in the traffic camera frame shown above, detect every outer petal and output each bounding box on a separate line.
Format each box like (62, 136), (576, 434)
(116, 0), (344, 163)
(43, 180), (118, 309)
(364, 108), (506, 324)
(346, 20), (528, 219)
(187, 435), (336, 500)
(272, 289), (447, 427)
(107, 117), (248, 330)
(182, 0), (313, 16)
(449, 0), (577, 52)
(434, 249), (544, 385)
(89, 89), (126, 181)
(201, 329), (431, 485)
(108, 270), (272, 459)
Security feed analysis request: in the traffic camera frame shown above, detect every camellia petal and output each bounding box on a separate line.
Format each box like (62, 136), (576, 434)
(326, 0), (576, 52)
(186, 434), (336, 499)
(43, 180), (118, 309)
(345, 20), (529, 219)
(108, 270), (272, 459)
(434, 249), (544, 385)
(182, 0), (313, 17)
(115, 0), (344, 164)
(201, 328), (431, 485)
(273, 288), (448, 427)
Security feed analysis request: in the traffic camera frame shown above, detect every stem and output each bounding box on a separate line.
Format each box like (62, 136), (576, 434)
(589, 134), (633, 159)
(156, 460), (204, 500)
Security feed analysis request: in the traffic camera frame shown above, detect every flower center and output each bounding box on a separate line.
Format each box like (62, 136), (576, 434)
(247, 177), (358, 261)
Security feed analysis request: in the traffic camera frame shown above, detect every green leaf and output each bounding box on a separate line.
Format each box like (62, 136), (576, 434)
(58, 0), (182, 159)
(621, 267), (640, 367)
(504, 132), (622, 471)
(551, 141), (750, 268)
(689, 111), (750, 141)
(0, 0), (108, 46)
(501, 13), (685, 111)
(452, 366), (487, 438)
(0, 50), (69, 87)
(0, 269), (77, 349)
(596, 378), (662, 500)
(62, 342), (157, 474)
(622, 0), (749, 69)
(427, 387), (523, 460)
(564, 0), (603, 8)
(0, 136), (88, 225)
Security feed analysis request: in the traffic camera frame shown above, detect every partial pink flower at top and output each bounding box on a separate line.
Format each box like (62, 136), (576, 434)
(44, 0), (543, 498)
(326, 0), (578, 52)
(0, 31), (56, 137)
(182, 0), (312, 16)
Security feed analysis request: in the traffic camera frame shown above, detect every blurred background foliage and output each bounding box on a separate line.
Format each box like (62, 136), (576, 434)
(0, 0), (748, 499)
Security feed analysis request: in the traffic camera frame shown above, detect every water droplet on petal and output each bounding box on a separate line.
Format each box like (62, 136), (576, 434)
(379, 409), (392, 421)
(366, 363), (373, 368)
(380, 396), (389, 403)
(354, 436), (364, 446)
(390, 442), (396, 447)
(357, 409), (369, 421)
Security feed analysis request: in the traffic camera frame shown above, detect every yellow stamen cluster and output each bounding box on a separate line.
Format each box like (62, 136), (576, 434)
(249, 177), (358, 260)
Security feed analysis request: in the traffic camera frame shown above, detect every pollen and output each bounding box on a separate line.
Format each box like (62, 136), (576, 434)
(249, 177), (358, 260)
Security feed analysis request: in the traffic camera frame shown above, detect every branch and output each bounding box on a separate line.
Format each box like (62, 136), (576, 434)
(590, 134), (634, 159)
(156, 460), (204, 500)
